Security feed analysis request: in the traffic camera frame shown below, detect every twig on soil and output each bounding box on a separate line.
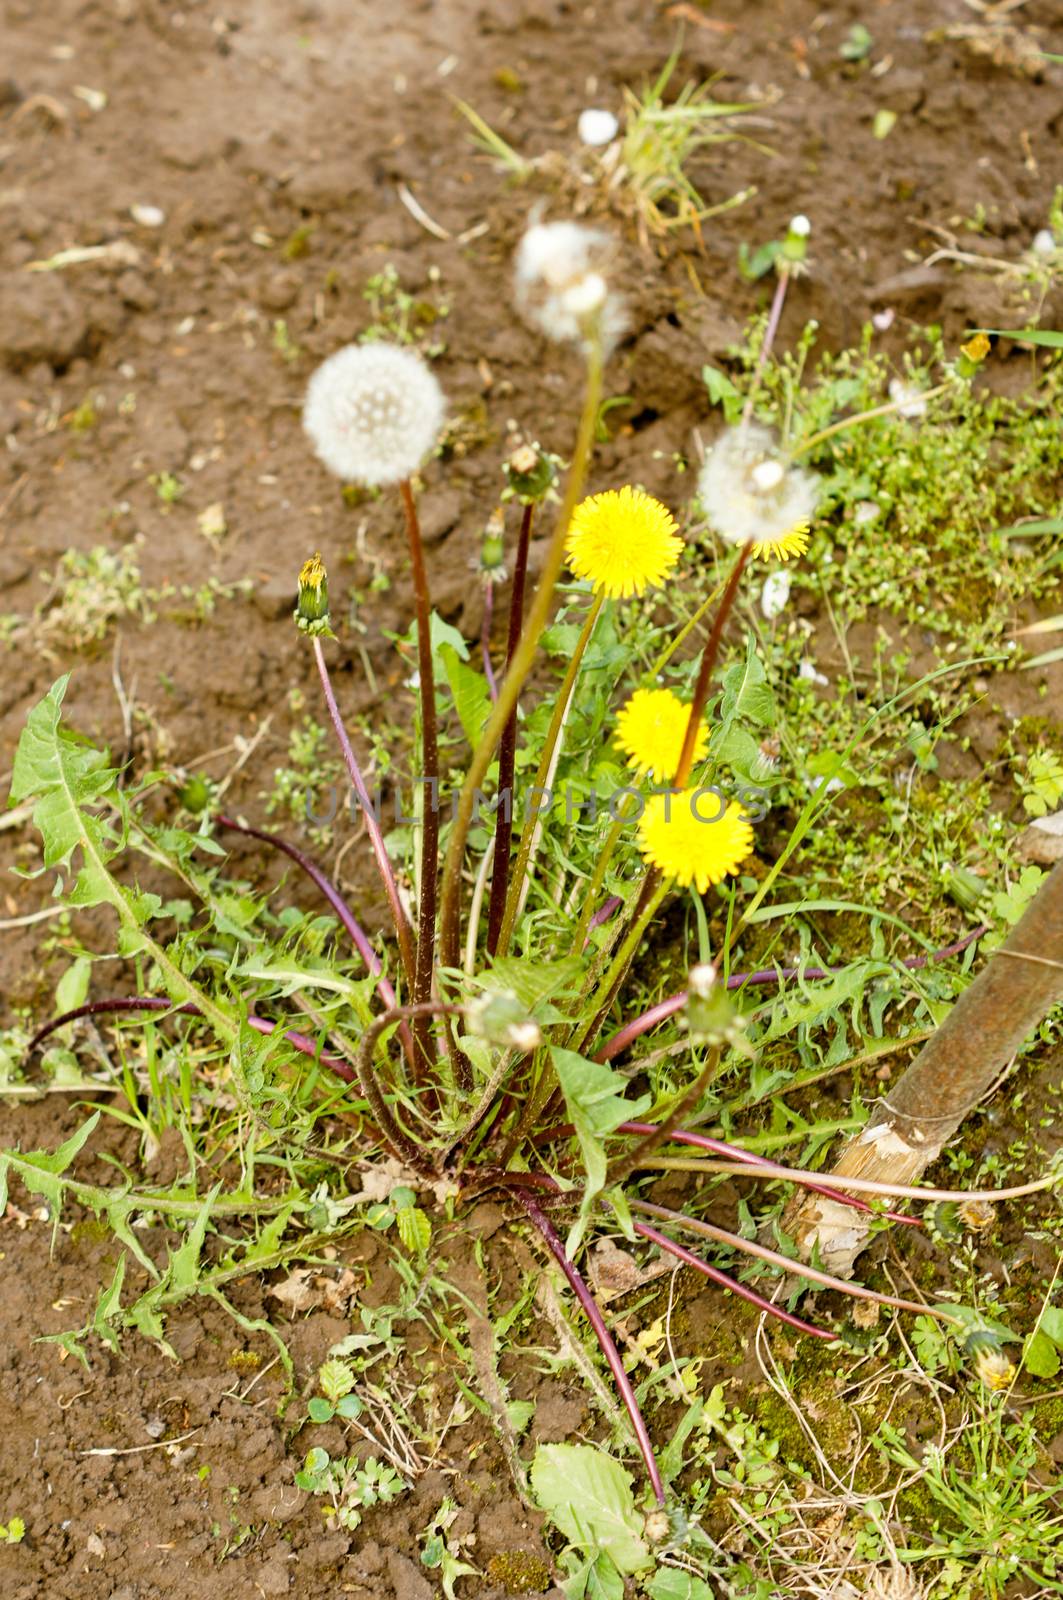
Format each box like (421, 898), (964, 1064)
(396, 182), (452, 241)
(79, 1428), (201, 1457)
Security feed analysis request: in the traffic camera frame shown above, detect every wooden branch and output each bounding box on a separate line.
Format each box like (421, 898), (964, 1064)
(785, 860), (1063, 1276)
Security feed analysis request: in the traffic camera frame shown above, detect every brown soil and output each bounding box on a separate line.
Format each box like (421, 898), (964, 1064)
(2, 0), (1063, 1596)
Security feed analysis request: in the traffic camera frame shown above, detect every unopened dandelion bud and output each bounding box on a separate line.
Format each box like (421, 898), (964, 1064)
(975, 1347), (1015, 1392)
(478, 507), (507, 582)
(295, 552), (333, 637)
(683, 978), (741, 1045)
(177, 772), (212, 814)
(465, 990), (539, 1051)
(688, 962), (717, 1000)
(956, 331), (991, 381)
(944, 864), (986, 914)
(503, 441), (558, 505)
(506, 1020), (542, 1053)
(782, 214), (811, 264)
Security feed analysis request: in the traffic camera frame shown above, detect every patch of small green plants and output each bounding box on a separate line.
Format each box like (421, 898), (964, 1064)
(4, 214), (1063, 1600)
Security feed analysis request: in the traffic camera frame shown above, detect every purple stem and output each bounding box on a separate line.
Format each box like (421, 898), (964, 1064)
(618, 1120), (919, 1227)
(216, 816), (383, 983)
(215, 813), (415, 1066)
(595, 925), (990, 1064)
(584, 895), (623, 948)
(631, 1217), (833, 1340)
(481, 580), (499, 702)
(515, 1188), (666, 1506)
(741, 266), (790, 430)
(312, 635), (416, 992)
(27, 996), (355, 1082)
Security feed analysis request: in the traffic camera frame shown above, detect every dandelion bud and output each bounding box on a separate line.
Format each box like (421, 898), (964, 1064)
(465, 990), (540, 1052)
(782, 214), (811, 264)
(503, 441), (559, 505)
(303, 343), (445, 487)
(177, 772), (212, 814)
(683, 977), (743, 1047)
(698, 425), (819, 559)
(515, 220), (626, 354)
(974, 1347), (1015, 1392)
(478, 507), (507, 582)
(507, 1021), (542, 1053)
(688, 962), (717, 1000)
(295, 551), (334, 637)
(956, 331), (991, 381)
(944, 864), (986, 914)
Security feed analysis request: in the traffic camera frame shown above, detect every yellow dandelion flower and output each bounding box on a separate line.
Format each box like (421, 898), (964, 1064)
(751, 522), (810, 562)
(615, 689), (708, 781)
(638, 791), (754, 893)
(566, 486), (683, 598)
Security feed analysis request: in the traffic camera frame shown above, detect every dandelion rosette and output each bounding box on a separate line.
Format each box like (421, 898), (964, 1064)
(615, 688), (707, 781)
(515, 221), (626, 353)
(637, 790), (754, 893)
(303, 343), (445, 487)
(698, 424), (818, 561)
(566, 486), (682, 598)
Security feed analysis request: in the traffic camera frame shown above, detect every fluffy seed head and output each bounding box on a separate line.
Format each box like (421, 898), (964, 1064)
(698, 425), (818, 559)
(303, 343), (445, 487)
(515, 221), (626, 353)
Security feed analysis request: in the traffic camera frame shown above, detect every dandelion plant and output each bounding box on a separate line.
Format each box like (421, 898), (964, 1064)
(10, 211), (1055, 1515)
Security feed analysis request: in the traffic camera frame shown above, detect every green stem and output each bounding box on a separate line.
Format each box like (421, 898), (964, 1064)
(570, 874), (669, 1056)
(792, 381), (952, 457)
(495, 592), (605, 957)
(568, 808), (628, 956)
(486, 502), (535, 955)
(438, 342), (604, 974)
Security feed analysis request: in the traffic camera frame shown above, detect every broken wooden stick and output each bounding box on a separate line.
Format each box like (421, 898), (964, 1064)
(785, 859), (1063, 1276)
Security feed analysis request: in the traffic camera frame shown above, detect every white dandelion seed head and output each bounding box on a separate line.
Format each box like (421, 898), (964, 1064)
(1032, 228), (1058, 256)
(789, 213), (811, 237)
(697, 425), (820, 547)
(303, 342), (445, 487)
(514, 220), (627, 353)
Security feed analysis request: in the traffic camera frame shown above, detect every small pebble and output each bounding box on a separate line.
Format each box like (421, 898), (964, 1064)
(578, 108), (619, 146)
(130, 203), (165, 228)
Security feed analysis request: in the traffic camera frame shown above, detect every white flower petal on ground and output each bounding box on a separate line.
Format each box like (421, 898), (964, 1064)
(760, 570), (791, 619)
(303, 343), (445, 486)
